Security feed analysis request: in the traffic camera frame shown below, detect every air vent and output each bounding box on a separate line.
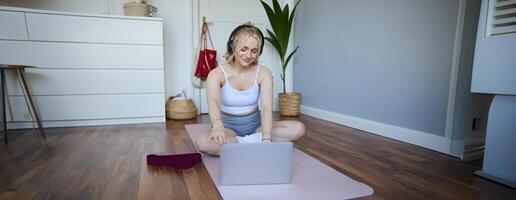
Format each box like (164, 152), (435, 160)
(487, 0), (516, 36)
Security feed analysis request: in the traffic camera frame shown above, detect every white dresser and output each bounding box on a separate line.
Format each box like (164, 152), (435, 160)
(0, 6), (165, 128)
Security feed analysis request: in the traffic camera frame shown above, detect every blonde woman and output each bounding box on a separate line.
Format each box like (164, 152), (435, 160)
(195, 24), (305, 156)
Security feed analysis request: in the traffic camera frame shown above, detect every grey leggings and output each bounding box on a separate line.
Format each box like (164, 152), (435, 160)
(221, 111), (261, 137)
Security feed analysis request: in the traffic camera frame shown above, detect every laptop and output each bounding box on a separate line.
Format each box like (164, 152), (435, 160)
(220, 142), (293, 186)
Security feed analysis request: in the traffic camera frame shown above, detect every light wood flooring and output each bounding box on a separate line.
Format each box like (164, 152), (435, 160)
(1, 114), (515, 199)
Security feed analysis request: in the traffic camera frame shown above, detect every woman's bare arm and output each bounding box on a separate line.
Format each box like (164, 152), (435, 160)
(206, 68), (226, 144)
(259, 67), (274, 141)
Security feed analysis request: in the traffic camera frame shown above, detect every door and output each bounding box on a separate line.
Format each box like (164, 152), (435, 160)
(192, 0), (293, 113)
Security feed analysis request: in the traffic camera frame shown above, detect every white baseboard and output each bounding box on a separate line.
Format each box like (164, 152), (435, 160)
(6, 116), (165, 129)
(301, 105), (451, 155)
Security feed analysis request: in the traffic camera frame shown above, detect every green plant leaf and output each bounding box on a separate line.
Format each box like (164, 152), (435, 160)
(264, 37), (283, 58)
(283, 46), (299, 71)
(272, 0), (282, 16)
(261, 0), (301, 93)
(287, 1), (301, 43)
(260, 0), (281, 40)
(266, 29), (284, 56)
(281, 4), (290, 49)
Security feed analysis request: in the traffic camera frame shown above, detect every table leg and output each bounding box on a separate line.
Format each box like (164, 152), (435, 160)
(1, 69), (7, 145)
(17, 68), (46, 145)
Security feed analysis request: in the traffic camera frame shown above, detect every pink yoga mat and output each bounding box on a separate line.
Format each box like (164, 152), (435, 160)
(185, 124), (374, 200)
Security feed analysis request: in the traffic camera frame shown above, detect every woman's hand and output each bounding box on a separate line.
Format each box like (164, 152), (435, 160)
(208, 126), (226, 144)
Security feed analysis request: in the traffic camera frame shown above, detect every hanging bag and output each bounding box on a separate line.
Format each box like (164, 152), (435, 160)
(191, 38), (205, 88)
(191, 31), (204, 88)
(194, 22), (217, 80)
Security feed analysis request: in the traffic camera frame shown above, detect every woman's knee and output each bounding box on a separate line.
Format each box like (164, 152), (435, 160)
(291, 121), (306, 139)
(273, 120), (305, 141)
(194, 135), (207, 151)
(195, 135), (219, 155)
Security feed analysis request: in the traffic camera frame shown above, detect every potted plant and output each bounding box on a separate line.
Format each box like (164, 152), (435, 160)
(260, 0), (301, 117)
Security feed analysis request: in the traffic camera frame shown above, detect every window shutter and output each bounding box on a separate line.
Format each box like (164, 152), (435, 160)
(487, 0), (516, 36)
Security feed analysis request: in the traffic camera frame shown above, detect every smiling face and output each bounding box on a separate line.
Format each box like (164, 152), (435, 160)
(225, 25), (263, 66)
(234, 35), (260, 67)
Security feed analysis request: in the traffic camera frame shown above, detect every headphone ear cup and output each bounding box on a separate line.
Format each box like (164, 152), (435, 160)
(227, 27), (239, 55)
(227, 39), (233, 54)
(258, 29), (264, 55)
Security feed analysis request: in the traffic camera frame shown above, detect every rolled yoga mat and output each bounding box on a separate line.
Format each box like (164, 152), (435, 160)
(185, 124), (374, 200)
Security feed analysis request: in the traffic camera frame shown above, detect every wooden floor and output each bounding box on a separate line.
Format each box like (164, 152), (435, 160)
(1, 114), (515, 199)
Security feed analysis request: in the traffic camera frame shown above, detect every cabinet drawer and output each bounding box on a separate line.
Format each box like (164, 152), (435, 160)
(0, 10), (28, 40)
(5, 69), (165, 95)
(25, 13), (163, 44)
(0, 40), (163, 69)
(9, 94), (165, 121)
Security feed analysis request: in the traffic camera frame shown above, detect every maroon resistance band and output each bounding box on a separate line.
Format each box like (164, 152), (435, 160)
(146, 153), (202, 169)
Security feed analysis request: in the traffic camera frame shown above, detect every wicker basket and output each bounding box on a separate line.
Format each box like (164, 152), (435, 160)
(123, 2), (149, 16)
(166, 97), (198, 120)
(278, 92), (301, 117)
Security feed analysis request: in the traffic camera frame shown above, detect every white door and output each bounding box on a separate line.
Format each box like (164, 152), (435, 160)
(192, 0), (293, 113)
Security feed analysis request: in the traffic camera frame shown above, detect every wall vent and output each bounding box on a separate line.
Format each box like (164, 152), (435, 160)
(487, 0), (516, 36)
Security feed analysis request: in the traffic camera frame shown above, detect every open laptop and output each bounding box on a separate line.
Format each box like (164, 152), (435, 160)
(220, 142), (293, 186)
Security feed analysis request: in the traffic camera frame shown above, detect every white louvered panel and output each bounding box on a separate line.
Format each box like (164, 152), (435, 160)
(472, 0), (516, 95)
(493, 16), (516, 24)
(492, 25), (516, 35)
(494, 7), (516, 17)
(496, 0), (516, 7)
(489, 0), (516, 36)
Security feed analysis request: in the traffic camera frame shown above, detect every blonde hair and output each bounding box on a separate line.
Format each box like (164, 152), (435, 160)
(224, 24), (263, 65)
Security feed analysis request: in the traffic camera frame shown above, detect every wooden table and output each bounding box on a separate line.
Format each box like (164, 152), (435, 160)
(0, 64), (46, 145)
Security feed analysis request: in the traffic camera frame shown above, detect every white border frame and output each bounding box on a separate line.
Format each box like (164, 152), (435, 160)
(444, 0), (467, 153)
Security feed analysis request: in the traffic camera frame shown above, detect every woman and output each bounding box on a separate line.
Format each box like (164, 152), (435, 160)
(195, 23), (305, 156)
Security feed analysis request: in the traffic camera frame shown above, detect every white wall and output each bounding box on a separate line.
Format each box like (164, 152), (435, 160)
(149, 0), (192, 99)
(293, 0), (477, 155)
(0, 0), (193, 99)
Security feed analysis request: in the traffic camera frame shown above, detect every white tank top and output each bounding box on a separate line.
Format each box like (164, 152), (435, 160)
(219, 65), (261, 114)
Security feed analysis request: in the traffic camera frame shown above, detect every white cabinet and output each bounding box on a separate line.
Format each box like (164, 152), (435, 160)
(0, 6), (165, 128)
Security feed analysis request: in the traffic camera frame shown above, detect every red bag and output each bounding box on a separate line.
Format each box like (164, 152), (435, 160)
(195, 23), (217, 80)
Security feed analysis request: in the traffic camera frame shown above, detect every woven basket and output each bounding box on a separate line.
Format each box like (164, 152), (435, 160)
(123, 2), (149, 16)
(166, 97), (198, 120)
(278, 92), (301, 117)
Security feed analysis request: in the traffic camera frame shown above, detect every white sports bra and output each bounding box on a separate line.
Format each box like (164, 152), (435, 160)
(219, 65), (261, 114)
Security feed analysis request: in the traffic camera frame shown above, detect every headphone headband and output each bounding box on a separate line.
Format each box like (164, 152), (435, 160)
(226, 24), (265, 55)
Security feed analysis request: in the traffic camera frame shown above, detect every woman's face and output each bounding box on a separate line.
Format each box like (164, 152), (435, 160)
(234, 35), (259, 67)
